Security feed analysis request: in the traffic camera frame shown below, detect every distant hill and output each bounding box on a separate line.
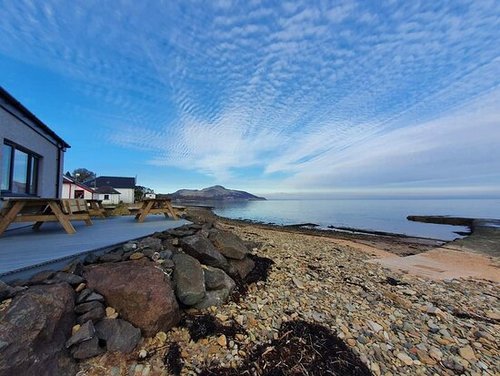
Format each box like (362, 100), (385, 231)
(168, 185), (266, 201)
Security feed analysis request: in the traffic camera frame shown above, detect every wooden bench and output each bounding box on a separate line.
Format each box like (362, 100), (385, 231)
(0, 198), (92, 236)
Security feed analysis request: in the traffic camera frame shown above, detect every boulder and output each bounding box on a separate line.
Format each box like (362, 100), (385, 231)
(0, 281), (17, 301)
(52, 272), (85, 286)
(65, 320), (95, 348)
(61, 260), (84, 276)
(99, 251), (123, 263)
(76, 305), (105, 324)
(70, 336), (104, 360)
(138, 237), (162, 252)
(229, 257), (255, 279)
(180, 234), (228, 270)
(167, 225), (197, 238)
(209, 230), (248, 260)
(0, 283), (77, 376)
(77, 289), (104, 304)
(172, 254), (205, 306)
(203, 266), (229, 290)
(28, 270), (55, 285)
(195, 269), (235, 309)
(95, 319), (141, 353)
(84, 260), (180, 336)
(74, 301), (104, 315)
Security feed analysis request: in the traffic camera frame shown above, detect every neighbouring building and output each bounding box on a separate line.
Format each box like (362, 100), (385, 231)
(86, 176), (136, 203)
(62, 175), (95, 199)
(94, 186), (121, 205)
(0, 87), (70, 198)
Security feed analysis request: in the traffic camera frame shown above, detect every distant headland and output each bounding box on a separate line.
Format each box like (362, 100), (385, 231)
(167, 185), (266, 201)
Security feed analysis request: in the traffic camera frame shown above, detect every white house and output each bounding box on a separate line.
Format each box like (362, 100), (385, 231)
(62, 175), (95, 199)
(0, 86), (70, 198)
(94, 186), (121, 205)
(85, 176), (135, 203)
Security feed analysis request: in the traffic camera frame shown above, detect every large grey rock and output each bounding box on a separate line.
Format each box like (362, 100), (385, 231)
(99, 251), (123, 263)
(74, 301), (104, 315)
(173, 254), (206, 306)
(65, 320), (95, 348)
(0, 280), (17, 301)
(209, 230), (248, 260)
(84, 260), (180, 336)
(95, 319), (141, 353)
(0, 283), (77, 376)
(138, 237), (162, 252)
(70, 336), (104, 360)
(203, 266), (229, 290)
(53, 271), (85, 285)
(195, 269), (235, 309)
(77, 289), (104, 304)
(77, 305), (105, 324)
(229, 257), (255, 279)
(180, 234), (228, 269)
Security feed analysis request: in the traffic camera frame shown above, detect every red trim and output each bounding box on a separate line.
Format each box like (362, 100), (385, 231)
(63, 176), (94, 193)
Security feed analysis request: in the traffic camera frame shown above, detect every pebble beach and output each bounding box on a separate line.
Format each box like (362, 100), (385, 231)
(80, 219), (500, 376)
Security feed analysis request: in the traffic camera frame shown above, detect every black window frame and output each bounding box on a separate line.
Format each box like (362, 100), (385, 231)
(1, 140), (41, 197)
(103, 194), (110, 200)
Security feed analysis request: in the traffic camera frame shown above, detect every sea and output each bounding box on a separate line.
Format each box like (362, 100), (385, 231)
(205, 199), (500, 241)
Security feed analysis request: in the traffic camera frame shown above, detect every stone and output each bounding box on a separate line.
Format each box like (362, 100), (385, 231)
(397, 352), (414, 366)
(203, 266), (229, 290)
(122, 242), (137, 252)
(0, 280), (16, 301)
(70, 336), (104, 360)
(75, 301), (104, 314)
(367, 320), (384, 333)
(172, 254), (206, 306)
(138, 237), (163, 252)
(52, 272), (85, 286)
(180, 234), (229, 270)
(62, 260), (84, 276)
(194, 287), (234, 309)
(28, 270), (55, 285)
(228, 257), (255, 279)
(209, 230), (248, 260)
(129, 252), (144, 260)
(84, 260), (180, 336)
(95, 319), (141, 353)
(0, 283), (77, 376)
(76, 289), (104, 304)
(77, 305), (105, 324)
(65, 320), (95, 348)
(75, 283), (86, 293)
(217, 334), (227, 347)
(459, 345), (476, 361)
(83, 253), (99, 265)
(159, 250), (173, 260)
(99, 251), (123, 263)
(138, 349), (148, 359)
(106, 307), (117, 318)
(416, 350), (437, 365)
(167, 225), (197, 238)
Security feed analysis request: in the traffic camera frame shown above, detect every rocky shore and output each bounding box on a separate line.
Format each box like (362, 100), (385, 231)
(1, 207), (498, 375)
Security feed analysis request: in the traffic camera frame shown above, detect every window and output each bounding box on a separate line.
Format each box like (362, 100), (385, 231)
(74, 190), (85, 199)
(104, 194), (110, 200)
(1, 142), (40, 195)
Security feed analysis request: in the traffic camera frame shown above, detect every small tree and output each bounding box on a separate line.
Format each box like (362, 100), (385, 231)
(72, 168), (96, 183)
(135, 185), (154, 201)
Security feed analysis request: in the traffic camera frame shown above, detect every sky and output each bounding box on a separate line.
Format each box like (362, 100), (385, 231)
(0, 0), (499, 198)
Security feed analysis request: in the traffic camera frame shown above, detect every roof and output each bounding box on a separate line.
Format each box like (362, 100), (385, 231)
(94, 186), (121, 195)
(63, 176), (94, 192)
(88, 176), (136, 189)
(0, 86), (71, 149)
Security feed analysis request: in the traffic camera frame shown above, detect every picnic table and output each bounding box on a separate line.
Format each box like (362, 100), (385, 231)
(0, 198), (92, 236)
(135, 198), (179, 223)
(86, 199), (108, 218)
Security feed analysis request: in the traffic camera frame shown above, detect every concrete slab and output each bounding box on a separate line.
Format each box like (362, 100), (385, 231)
(0, 215), (189, 279)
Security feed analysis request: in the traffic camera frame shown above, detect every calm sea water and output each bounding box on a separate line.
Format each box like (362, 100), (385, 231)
(208, 199), (500, 240)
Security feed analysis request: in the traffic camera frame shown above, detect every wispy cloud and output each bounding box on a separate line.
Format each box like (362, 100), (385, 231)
(0, 0), (499, 193)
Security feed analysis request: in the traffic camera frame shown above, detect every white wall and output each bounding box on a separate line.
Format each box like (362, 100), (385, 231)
(62, 183), (94, 199)
(97, 193), (121, 205)
(0, 102), (65, 198)
(115, 188), (134, 203)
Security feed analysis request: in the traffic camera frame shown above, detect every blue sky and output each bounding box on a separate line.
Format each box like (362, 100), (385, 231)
(1, 0), (499, 197)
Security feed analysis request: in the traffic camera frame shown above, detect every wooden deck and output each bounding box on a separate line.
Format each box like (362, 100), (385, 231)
(0, 215), (189, 281)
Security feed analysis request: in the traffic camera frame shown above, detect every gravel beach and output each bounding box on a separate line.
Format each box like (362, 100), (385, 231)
(79, 219), (499, 376)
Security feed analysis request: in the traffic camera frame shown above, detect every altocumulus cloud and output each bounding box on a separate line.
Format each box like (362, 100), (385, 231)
(0, 0), (499, 194)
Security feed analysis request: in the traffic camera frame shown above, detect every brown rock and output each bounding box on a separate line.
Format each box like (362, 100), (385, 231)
(209, 230), (248, 260)
(84, 260), (180, 336)
(0, 283), (77, 376)
(228, 257), (255, 279)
